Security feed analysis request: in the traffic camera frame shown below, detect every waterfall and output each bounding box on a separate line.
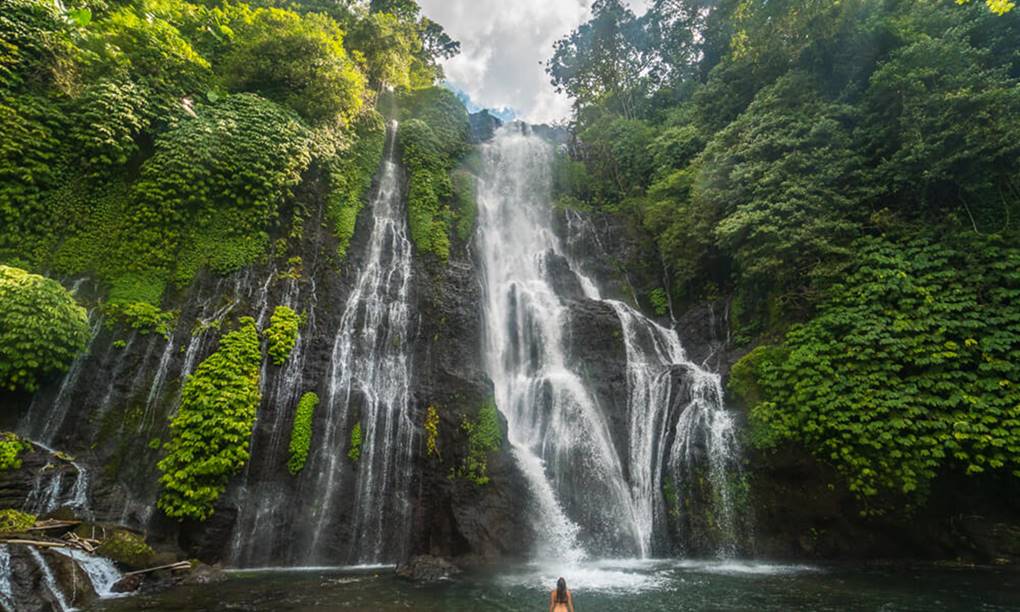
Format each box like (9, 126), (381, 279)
(27, 548), (73, 612)
(52, 548), (124, 599)
(20, 312), (103, 444)
(476, 125), (641, 560)
(23, 442), (93, 518)
(0, 546), (13, 611)
(228, 275), (317, 566)
(301, 121), (416, 564)
(138, 336), (176, 433)
(475, 124), (744, 560)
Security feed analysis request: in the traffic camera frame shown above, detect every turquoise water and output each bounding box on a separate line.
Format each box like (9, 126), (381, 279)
(92, 559), (1020, 611)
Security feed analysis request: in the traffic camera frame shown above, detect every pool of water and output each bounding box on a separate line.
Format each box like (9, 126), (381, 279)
(91, 559), (1020, 611)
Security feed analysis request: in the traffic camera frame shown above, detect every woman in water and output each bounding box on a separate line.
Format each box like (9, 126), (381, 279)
(549, 577), (575, 612)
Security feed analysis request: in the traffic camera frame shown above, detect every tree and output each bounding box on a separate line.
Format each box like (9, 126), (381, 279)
(220, 8), (365, 124)
(548, 0), (654, 119)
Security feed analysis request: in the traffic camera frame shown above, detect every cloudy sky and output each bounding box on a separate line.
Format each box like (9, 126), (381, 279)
(418, 0), (647, 124)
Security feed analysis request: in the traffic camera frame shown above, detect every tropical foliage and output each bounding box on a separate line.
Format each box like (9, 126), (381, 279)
(0, 0), (461, 320)
(157, 317), (262, 520)
(456, 399), (501, 486)
(550, 0), (1020, 509)
(0, 432), (30, 471)
(265, 305), (300, 365)
(0, 265), (88, 392)
(287, 391), (319, 474)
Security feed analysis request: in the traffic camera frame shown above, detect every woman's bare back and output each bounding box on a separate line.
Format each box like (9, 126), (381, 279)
(549, 589), (574, 612)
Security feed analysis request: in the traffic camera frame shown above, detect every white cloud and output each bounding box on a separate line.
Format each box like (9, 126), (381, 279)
(419, 0), (648, 124)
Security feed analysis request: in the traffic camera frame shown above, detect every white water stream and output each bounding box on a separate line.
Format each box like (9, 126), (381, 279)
(303, 121), (416, 564)
(475, 125), (742, 561)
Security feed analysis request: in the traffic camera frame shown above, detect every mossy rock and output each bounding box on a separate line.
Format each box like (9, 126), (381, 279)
(97, 529), (156, 570)
(0, 508), (36, 534)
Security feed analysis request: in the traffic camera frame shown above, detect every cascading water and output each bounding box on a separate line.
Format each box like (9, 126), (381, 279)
(0, 545), (13, 611)
(27, 548), (73, 612)
(228, 274), (317, 566)
(476, 125), (642, 560)
(299, 121), (416, 565)
(475, 124), (745, 560)
(23, 441), (93, 519)
(19, 312), (103, 444)
(52, 548), (124, 599)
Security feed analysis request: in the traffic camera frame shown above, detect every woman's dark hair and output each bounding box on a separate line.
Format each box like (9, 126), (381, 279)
(556, 577), (567, 603)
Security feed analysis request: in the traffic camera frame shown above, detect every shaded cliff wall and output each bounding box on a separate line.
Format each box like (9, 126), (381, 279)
(2, 153), (532, 565)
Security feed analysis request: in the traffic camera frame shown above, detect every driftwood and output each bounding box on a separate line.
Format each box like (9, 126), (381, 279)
(122, 561), (192, 577)
(26, 519), (81, 532)
(63, 531), (99, 553)
(0, 538), (66, 548)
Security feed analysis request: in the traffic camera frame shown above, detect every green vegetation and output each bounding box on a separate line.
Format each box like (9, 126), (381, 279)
(157, 317), (261, 521)
(738, 236), (1020, 510)
(457, 399), (502, 486)
(398, 87), (472, 260)
(287, 391), (319, 474)
(550, 0), (1020, 510)
(425, 405), (440, 458)
(326, 110), (386, 260)
(1, 0), (462, 323)
(0, 509), (36, 534)
(220, 7), (365, 125)
(265, 305), (300, 365)
(348, 421), (363, 463)
(648, 288), (669, 317)
(102, 300), (175, 338)
(0, 265), (88, 392)
(96, 529), (156, 569)
(0, 432), (30, 471)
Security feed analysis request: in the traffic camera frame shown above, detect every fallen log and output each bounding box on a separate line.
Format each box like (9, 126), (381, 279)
(26, 519), (81, 532)
(121, 561), (192, 577)
(0, 538), (66, 548)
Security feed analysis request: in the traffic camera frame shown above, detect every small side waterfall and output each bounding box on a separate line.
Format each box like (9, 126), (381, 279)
(27, 548), (73, 612)
(299, 121), (417, 564)
(20, 312), (103, 444)
(52, 548), (124, 599)
(475, 124), (745, 560)
(0, 545), (13, 611)
(23, 442), (93, 519)
(228, 274), (317, 566)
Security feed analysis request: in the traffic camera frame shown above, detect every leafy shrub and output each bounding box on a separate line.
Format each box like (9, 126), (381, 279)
(347, 421), (362, 463)
(0, 509), (35, 534)
(0, 266), (88, 392)
(84, 1), (211, 106)
(123, 93), (312, 289)
(451, 170), (477, 242)
(648, 288), (669, 317)
(396, 87), (471, 260)
(745, 235), (1020, 510)
(102, 300), (175, 338)
(70, 78), (148, 172)
(287, 391), (318, 474)
(157, 317), (262, 521)
(456, 399), (501, 486)
(0, 432), (30, 471)
(265, 305), (300, 365)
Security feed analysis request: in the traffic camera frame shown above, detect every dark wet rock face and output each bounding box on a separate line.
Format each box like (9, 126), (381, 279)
(395, 554), (462, 582)
(2, 546), (98, 612)
(409, 247), (534, 562)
